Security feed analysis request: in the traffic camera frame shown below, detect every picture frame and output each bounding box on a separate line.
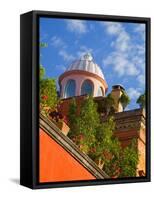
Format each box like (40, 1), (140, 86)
(20, 10), (151, 189)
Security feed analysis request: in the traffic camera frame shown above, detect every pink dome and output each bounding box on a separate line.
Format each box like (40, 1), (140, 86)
(59, 53), (108, 99)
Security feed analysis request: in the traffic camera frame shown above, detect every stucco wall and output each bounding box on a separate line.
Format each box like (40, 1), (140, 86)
(137, 128), (146, 175)
(115, 129), (146, 176)
(39, 128), (95, 183)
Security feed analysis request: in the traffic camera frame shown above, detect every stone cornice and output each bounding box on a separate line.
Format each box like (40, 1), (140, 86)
(113, 109), (145, 132)
(101, 108), (146, 143)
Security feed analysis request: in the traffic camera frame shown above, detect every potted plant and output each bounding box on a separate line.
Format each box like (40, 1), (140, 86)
(49, 110), (70, 136)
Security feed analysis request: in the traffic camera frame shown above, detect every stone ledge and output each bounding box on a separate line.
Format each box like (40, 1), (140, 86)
(114, 109), (145, 132)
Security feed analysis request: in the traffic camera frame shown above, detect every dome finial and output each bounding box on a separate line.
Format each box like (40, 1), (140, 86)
(83, 52), (93, 61)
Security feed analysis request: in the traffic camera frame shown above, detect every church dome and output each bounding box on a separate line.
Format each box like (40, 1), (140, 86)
(59, 53), (108, 98)
(66, 53), (105, 80)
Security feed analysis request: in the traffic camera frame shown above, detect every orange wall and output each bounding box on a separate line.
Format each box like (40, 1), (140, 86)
(39, 128), (95, 183)
(115, 129), (146, 175)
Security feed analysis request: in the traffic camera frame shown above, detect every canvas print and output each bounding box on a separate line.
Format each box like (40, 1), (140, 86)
(39, 17), (146, 183)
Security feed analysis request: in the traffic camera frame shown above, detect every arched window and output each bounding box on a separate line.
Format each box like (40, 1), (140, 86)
(81, 80), (93, 96)
(64, 79), (76, 98)
(97, 86), (104, 96)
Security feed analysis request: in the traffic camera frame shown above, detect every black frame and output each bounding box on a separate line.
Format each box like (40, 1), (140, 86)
(20, 10), (151, 189)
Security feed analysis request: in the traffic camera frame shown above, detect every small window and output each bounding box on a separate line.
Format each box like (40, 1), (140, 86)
(81, 80), (93, 96)
(64, 80), (76, 98)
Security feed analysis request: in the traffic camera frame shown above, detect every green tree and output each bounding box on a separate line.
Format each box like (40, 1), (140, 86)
(119, 139), (139, 177)
(88, 118), (139, 177)
(136, 93), (145, 108)
(39, 66), (58, 114)
(104, 93), (115, 115)
(119, 91), (130, 110)
(89, 117), (121, 176)
(40, 78), (58, 110)
(68, 98), (78, 138)
(76, 96), (100, 153)
(40, 65), (45, 80)
(39, 42), (58, 113)
(68, 96), (100, 153)
(68, 96), (138, 178)
(96, 93), (115, 116)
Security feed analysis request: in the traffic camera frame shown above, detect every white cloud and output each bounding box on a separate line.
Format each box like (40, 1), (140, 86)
(50, 36), (66, 48)
(134, 24), (145, 32)
(59, 49), (75, 62)
(102, 22), (122, 35)
(137, 74), (145, 86)
(127, 63), (139, 76)
(113, 31), (130, 52)
(103, 22), (130, 52)
(66, 20), (87, 34)
(136, 44), (145, 56)
(50, 36), (74, 63)
(103, 52), (139, 76)
(127, 88), (141, 99)
(134, 24), (145, 41)
(102, 22), (145, 81)
(104, 53), (126, 76)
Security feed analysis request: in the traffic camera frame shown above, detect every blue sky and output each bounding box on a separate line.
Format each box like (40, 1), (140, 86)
(39, 17), (145, 110)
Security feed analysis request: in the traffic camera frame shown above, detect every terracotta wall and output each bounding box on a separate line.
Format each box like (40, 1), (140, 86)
(39, 128), (95, 183)
(115, 129), (146, 176)
(114, 130), (139, 148)
(137, 128), (146, 175)
(58, 95), (86, 119)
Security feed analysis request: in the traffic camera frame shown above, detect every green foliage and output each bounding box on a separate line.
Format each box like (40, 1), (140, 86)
(136, 93), (145, 108)
(68, 98), (78, 137)
(40, 42), (48, 62)
(119, 139), (139, 177)
(89, 117), (122, 177)
(77, 96), (100, 153)
(40, 65), (45, 80)
(40, 42), (48, 48)
(119, 91), (130, 110)
(39, 66), (58, 114)
(103, 94), (115, 115)
(96, 93), (116, 115)
(40, 78), (58, 109)
(68, 96), (99, 153)
(68, 96), (139, 178)
(39, 42), (58, 113)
